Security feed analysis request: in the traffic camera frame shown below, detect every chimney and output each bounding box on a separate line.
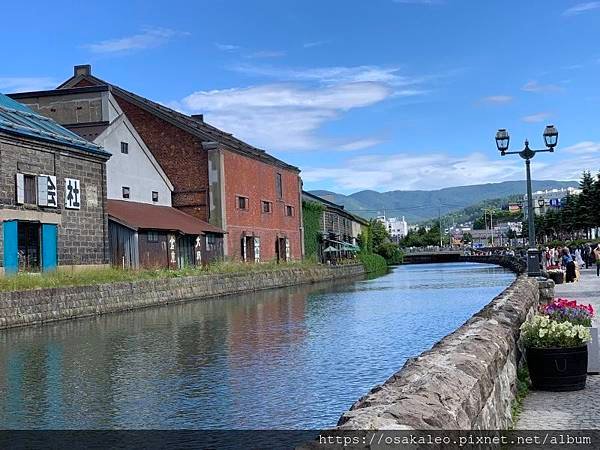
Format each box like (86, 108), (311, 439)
(74, 64), (92, 77)
(191, 114), (204, 122)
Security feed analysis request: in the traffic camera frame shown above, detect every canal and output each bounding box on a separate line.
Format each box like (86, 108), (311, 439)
(0, 262), (514, 429)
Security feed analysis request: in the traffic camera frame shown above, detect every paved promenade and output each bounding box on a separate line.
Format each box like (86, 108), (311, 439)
(516, 268), (600, 429)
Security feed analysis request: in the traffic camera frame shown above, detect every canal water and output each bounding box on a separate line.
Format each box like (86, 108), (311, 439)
(0, 262), (514, 430)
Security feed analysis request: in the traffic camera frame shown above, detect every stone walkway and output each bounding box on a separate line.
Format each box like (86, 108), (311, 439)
(516, 268), (600, 430)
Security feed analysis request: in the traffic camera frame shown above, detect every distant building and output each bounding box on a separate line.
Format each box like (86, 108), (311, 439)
(379, 216), (408, 241)
(302, 191), (368, 261)
(525, 187), (581, 216)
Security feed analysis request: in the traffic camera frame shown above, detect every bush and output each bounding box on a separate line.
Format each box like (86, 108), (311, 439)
(376, 242), (404, 265)
(358, 252), (388, 273)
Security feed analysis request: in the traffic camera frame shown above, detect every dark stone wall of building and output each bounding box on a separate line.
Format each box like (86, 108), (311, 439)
(0, 134), (108, 267)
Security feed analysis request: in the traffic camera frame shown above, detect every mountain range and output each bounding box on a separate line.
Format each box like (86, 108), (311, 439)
(309, 180), (579, 222)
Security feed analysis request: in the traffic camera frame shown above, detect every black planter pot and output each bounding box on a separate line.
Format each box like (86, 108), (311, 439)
(527, 346), (588, 391)
(548, 271), (564, 284)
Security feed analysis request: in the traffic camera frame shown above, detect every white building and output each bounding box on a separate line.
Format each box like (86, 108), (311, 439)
(378, 216), (409, 240)
(526, 187), (581, 216)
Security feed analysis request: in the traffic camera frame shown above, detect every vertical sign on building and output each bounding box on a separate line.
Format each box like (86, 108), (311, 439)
(64, 178), (81, 209)
(195, 236), (202, 265)
(254, 237), (260, 263)
(38, 175), (57, 208)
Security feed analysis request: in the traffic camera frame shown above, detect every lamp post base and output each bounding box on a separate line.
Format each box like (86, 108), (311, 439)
(527, 248), (541, 277)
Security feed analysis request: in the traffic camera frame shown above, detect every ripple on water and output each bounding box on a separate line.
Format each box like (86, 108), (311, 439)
(0, 262), (514, 430)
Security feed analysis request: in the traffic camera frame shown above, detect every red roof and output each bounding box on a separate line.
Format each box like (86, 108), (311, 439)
(107, 200), (224, 235)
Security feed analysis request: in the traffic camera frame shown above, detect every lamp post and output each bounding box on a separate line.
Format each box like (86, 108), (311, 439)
(495, 125), (558, 277)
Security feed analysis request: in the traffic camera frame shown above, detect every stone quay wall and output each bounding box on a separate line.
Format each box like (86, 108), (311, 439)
(0, 264), (365, 330)
(337, 256), (553, 430)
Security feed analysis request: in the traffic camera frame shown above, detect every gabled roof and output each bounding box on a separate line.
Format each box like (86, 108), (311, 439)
(59, 67), (300, 172)
(107, 200), (225, 235)
(0, 92), (109, 157)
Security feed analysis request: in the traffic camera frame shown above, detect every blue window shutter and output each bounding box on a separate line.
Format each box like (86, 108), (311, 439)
(3, 221), (18, 274)
(41, 224), (58, 271)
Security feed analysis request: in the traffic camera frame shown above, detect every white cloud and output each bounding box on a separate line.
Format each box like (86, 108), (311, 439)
(521, 112), (552, 123)
(481, 95), (513, 104)
(303, 40), (329, 48)
(244, 50), (286, 59)
(174, 63), (433, 151)
(522, 80), (563, 93)
(180, 82), (392, 150)
(303, 152), (524, 191)
(563, 141), (600, 154)
(84, 27), (188, 54)
(303, 148), (600, 193)
(563, 2), (600, 16)
(215, 43), (240, 51)
(336, 138), (383, 152)
(0, 77), (57, 93)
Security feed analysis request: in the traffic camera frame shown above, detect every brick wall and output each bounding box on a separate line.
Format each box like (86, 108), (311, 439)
(0, 134), (108, 267)
(115, 96), (210, 221)
(0, 264), (365, 329)
(223, 150), (302, 261)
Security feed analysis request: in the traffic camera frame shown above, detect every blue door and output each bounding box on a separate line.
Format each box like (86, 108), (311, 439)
(41, 224), (57, 272)
(3, 220), (18, 275)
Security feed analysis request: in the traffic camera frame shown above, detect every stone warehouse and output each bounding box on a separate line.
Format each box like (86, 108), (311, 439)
(11, 65), (303, 263)
(0, 93), (110, 274)
(11, 82), (226, 269)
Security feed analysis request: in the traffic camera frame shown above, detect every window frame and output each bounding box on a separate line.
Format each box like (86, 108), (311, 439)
(122, 186), (130, 199)
(23, 174), (37, 205)
(275, 173), (283, 199)
(237, 195), (249, 210)
(261, 200), (272, 214)
(121, 142), (129, 154)
(152, 191), (159, 203)
(147, 231), (159, 243)
(285, 205), (295, 217)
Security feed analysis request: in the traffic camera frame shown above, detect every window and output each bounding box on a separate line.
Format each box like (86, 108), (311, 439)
(262, 201), (272, 213)
(122, 186), (130, 199)
(276, 173), (283, 199)
(24, 175), (37, 205)
(152, 191), (159, 203)
(237, 196), (248, 210)
(121, 142), (129, 154)
(147, 231), (159, 242)
(286, 205), (294, 217)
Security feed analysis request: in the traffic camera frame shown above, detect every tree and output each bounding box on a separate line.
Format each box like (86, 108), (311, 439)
(462, 232), (473, 243)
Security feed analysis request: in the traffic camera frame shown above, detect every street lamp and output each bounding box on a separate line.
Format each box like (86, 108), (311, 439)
(495, 125), (559, 277)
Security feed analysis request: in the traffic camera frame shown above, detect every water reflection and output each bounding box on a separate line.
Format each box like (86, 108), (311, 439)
(0, 263), (514, 429)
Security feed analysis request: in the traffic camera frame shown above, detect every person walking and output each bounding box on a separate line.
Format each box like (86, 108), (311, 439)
(584, 244), (592, 269)
(562, 247), (576, 283)
(594, 244), (600, 277)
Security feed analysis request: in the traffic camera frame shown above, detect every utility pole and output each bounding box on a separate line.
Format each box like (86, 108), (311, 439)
(439, 207), (443, 248)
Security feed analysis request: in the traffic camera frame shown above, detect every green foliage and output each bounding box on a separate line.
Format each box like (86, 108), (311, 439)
(370, 219), (390, 250)
(357, 225), (373, 254)
(358, 252), (388, 273)
(302, 200), (325, 259)
(399, 223), (449, 248)
(511, 365), (530, 426)
(520, 315), (591, 349)
(529, 171), (600, 243)
(377, 242), (404, 264)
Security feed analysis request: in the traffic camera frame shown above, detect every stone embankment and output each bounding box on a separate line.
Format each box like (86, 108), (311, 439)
(0, 264), (365, 330)
(337, 256), (553, 430)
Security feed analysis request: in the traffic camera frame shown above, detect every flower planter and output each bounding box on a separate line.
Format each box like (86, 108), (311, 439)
(588, 327), (600, 375)
(547, 271), (564, 284)
(527, 345), (587, 391)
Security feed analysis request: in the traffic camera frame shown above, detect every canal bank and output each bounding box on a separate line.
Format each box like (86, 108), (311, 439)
(0, 264), (364, 330)
(337, 256), (554, 430)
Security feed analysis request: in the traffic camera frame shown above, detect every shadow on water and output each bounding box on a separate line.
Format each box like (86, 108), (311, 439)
(0, 262), (514, 430)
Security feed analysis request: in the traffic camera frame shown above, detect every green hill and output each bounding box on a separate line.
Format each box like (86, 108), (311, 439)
(309, 180), (578, 222)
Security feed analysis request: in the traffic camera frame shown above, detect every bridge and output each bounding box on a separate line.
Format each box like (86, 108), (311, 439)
(402, 250), (462, 264)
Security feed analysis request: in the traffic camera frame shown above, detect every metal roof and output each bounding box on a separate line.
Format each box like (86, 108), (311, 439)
(107, 199), (225, 235)
(0, 93), (109, 156)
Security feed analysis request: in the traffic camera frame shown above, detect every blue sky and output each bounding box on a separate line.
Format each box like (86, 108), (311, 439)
(2, 0), (600, 193)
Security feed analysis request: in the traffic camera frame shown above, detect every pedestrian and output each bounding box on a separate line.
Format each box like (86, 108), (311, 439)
(575, 247), (585, 268)
(562, 247), (576, 283)
(583, 244), (592, 269)
(594, 244), (600, 277)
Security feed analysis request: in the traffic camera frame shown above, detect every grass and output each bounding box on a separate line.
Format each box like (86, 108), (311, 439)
(0, 259), (323, 293)
(511, 365), (531, 427)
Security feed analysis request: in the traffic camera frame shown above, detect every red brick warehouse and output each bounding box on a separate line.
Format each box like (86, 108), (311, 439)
(56, 65), (304, 262)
